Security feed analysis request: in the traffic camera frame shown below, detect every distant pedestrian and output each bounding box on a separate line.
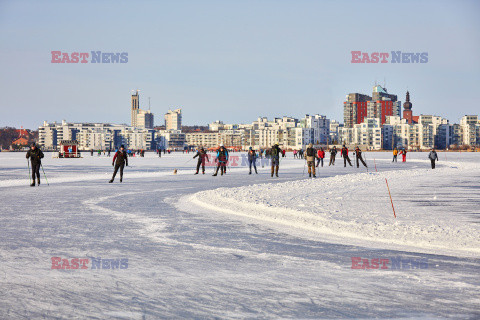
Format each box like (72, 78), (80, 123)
(392, 148), (398, 162)
(428, 148), (439, 169)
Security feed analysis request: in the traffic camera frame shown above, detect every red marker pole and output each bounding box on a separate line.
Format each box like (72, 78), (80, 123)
(374, 158), (378, 172)
(385, 178), (396, 218)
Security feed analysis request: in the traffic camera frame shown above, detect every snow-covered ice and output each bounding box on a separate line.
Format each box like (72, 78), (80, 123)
(0, 151), (479, 319)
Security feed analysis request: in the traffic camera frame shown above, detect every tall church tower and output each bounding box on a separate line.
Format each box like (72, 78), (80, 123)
(131, 90), (140, 127)
(403, 91), (413, 124)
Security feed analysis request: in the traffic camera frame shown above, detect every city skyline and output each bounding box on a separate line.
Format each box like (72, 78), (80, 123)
(1, 0), (479, 129)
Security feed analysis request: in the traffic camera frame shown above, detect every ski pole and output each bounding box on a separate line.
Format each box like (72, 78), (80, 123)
(40, 163), (49, 186)
(27, 159), (31, 185)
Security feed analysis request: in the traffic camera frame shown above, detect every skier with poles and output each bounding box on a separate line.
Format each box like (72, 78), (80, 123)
(329, 146), (337, 166)
(193, 147), (210, 175)
(353, 146), (368, 168)
(428, 148), (439, 169)
(270, 143), (282, 177)
(340, 145), (352, 167)
(305, 143), (318, 178)
(316, 147), (325, 167)
(213, 145), (228, 176)
(26, 142), (44, 187)
(109, 145), (128, 183)
(247, 147), (258, 174)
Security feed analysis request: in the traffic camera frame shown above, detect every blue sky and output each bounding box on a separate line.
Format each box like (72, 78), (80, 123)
(1, 0), (479, 129)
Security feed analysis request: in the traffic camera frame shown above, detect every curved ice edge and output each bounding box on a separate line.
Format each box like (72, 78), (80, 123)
(178, 161), (480, 259)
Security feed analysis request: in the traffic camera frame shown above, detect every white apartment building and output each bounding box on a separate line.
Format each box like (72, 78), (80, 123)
(165, 109), (182, 131)
(185, 132), (220, 148)
(38, 121), (160, 150)
(329, 120), (342, 144)
(459, 115), (480, 146)
(300, 114), (330, 145)
(158, 130), (185, 150)
(383, 115), (451, 150)
(339, 118), (382, 150)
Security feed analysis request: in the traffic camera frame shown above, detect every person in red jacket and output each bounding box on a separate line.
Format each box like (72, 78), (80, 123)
(316, 147), (325, 167)
(110, 145), (128, 183)
(340, 145), (352, 167)
(400, 148), (407, 162)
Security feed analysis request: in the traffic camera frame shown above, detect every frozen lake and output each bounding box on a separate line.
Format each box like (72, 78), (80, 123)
(0, 151), (479, 319)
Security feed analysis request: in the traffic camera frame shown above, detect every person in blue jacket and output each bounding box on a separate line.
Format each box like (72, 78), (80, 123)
(213, 145), (229, 176)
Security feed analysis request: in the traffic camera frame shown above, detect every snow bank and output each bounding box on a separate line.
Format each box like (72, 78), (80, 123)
(185, 159), (480, 258)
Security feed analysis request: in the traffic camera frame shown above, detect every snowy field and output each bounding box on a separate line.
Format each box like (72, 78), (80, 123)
(0, 151), (479, 319)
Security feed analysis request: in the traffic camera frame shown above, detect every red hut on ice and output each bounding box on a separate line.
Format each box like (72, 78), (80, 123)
(58, 140), (81, 158)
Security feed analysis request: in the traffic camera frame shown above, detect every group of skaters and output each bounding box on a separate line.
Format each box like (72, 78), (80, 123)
(89, 148), (146, 157)
(25, 142), (441, 186)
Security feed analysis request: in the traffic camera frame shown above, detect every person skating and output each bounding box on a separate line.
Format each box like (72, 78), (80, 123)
(90, 149), (94, 156)
(193, 147), (210, 174)
(392, 147), (398, 162)
(26, 142), (44, 186)
(305, 143), (318, 178)
(400, 148), (407, 162)
(354, 146), (368, 168)
(270, 143), (281, 177)
(329, 146), (337, 166)
(340, 145), (352, 167)
(110, 145), (128, 183)
(428, 148), (439, 169)
(247, 147), (258, 174)
(213, 145), (228, 176)
(316, 147), (325, 167)
(107, 149), (111, 157)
